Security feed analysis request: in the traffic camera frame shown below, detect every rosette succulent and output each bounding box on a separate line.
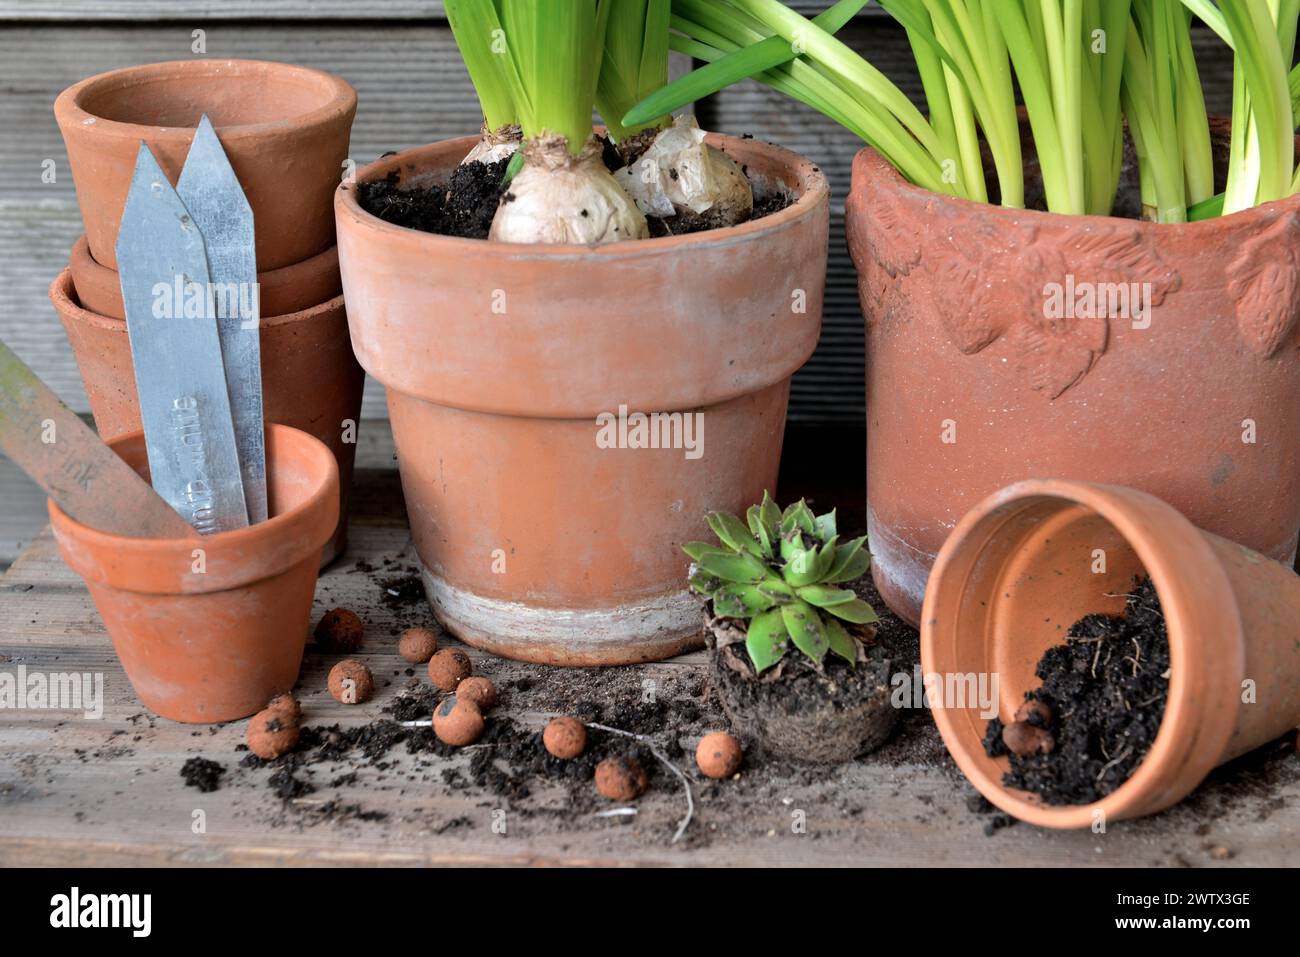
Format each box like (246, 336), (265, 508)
(684, 493), (878, 673)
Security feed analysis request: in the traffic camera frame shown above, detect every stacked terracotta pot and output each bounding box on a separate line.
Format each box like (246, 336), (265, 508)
(51, 59), (364, 564)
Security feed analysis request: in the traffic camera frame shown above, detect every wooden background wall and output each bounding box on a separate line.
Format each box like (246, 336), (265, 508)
(0, 2), (1237, 564)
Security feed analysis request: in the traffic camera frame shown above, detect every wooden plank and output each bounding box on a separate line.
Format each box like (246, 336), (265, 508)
(2, 422), (1297, 866)
(0, 0), (884, 22)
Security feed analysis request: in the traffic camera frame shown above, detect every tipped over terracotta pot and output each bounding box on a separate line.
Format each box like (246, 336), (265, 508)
(50, 424), (339, 724)
(849, 122), (1300, 626)
(336, 135), (828, 665)
(922, 478), (1300, 829)
(50, 269), (363, 564)
(55, 59), (356, 271)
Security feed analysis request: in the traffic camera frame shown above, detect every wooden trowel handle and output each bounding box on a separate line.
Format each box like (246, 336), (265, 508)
(0, 340), (197, 539)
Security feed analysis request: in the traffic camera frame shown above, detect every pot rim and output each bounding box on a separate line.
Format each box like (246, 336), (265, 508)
(850, 122), (1300, 234)
(49, 423), (339, 593)
(921, 478), (1244, 829)
(50, 266), (344, 331)
(54, 58), (356, 142)
(335, 132), (829, 260)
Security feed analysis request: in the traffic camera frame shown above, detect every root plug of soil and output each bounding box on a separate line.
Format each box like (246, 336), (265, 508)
(984, 578), (1170, 806)
(357, 144), (791, 241)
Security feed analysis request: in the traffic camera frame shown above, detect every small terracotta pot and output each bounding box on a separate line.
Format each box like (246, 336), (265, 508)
(50, 424), (339, 724)
(50, 269), (363, 563)
(68, 235), (342, 321)
(922, 478), (1300, 829)
(848, 126), (1300, 625)
(55, 59), (356, 271)
(336, 135), (829, 665)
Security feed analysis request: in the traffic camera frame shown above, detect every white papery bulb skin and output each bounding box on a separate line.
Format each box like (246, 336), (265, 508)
(616, 115), (754, 226)
(462, 124), (522, 166)
(489, 135), (649, 245)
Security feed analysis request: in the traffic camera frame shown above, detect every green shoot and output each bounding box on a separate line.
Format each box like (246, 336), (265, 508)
(597, 0), (675, 141)
(685, 493), (877, 673)
(445, 0), (525, 131)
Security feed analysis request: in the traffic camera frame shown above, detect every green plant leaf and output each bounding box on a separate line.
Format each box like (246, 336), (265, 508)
(814, 508), (837, 542)
(746, 506), (774, 557)
(756, 577), (795, 604)
(781, 600), (829, 665)
(825, 536), (871, 583)
(782, 544), (823, 588)
(713, 583), (778, 618)
(796, 583), (857, 607)
(824, 617), (858, 665)
(682, 541), (728, 562)
(746, 608), (788, 673)
(708, 510), (764, 558)
(688, 567), (723, 595)
(697, 549), (769, 584)
(822, 598), (880, 625)
(778, 529), (806, 563)
(780, 499), (816, 536)
(759, 491), (782, 540)
(813, 534), (838, 579)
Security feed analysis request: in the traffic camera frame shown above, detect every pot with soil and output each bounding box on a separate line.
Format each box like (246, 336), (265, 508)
(335, 138), (827, 665)
(54, 58), (356, 272)
(687, 495), (898, 763)
(849, 121), (1300, 625)
(922, 478), (1300, 829)
(49, 424), (340, 724)
(50, 270), (363, 564)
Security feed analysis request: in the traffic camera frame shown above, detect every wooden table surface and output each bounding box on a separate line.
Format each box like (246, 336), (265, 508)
(2, 427), (1297, 868)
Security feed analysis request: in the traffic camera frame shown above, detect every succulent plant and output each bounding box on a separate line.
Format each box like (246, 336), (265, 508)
(684, 492), (878, 673)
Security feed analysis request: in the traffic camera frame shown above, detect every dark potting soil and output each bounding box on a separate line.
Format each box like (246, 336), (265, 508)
(356, 146), (791, 241)
(179, 757), (225, 792)
(983, 578), (1170, 806)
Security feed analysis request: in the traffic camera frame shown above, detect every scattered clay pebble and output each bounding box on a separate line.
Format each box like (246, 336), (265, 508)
(428, 647), (473, 691)
(432, 695), (484, 747)
(595, 756), (648, 801)
(1002, 720), (1055, 757)
(328, 659), (375, 704)
(398, 626), (439, 663)
(1013, 698), (1052, 726)
(1209, 845), (1234, 860)
(246, 708), (300, 759)
(696, 731), (743, 779)
(456, 676), (498, 710)
(266, 692), (301, 725)
(543, 716), (587, 759)
(314, 607), (364, 653)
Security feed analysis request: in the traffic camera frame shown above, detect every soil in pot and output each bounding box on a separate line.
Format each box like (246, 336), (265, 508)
(983, 578), (1170, 805)
(357, 141), (791, 240)
(706, 603), (899, 765)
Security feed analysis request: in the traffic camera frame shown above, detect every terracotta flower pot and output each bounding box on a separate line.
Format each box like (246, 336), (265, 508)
(55, 59), (356, 271)
(50, 424), (339, 724)
(50, 269), (364, 563)
(68, 234), (342, 321)
(335, 135), (829, 665)
(848, 132), (1300, 626)
(922, 478), (1300, 829)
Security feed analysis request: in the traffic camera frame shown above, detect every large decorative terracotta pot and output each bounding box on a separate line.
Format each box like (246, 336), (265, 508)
(336, 135), (829, 665)
(848, 128), (1300, 625)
